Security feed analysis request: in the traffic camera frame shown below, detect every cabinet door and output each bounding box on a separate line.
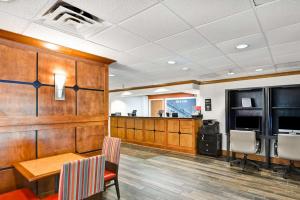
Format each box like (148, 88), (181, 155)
(155, 119), (165, 131)
(167, 119), (179, 133)
(180, 120), (193, 134)
(135, 119), (143, 130)
(145, 130), (154, 143)
(135, 129), (144, 142)
(167, 132), (179, 146)
(111, 127), (118, 137)
(127, 118), (135, 129)
(154, 131), (166, 145)
(110, 117), (118, 128)
(180, 134), (193, 148)
(117, 128), (126, 140)
(126, 129), (135, 141)
(118, 118), (126, 128)
(144, 119), (154, 130)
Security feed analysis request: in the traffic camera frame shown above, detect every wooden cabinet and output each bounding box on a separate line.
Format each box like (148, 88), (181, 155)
(111, 127), (118, 137)
(110, 116), (201, 155)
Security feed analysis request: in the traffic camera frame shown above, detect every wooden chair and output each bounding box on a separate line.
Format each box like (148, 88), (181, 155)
(102, 136), (121, 199)
(44, 155), (105, 200)
(0, 188), (39, 200)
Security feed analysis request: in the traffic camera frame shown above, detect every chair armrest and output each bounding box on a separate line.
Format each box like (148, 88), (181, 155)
(274, 140), (278, 156)
(256, 139), (261, 153)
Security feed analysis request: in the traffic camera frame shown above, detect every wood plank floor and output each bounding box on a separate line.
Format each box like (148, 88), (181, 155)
(102, 143), (300, 200)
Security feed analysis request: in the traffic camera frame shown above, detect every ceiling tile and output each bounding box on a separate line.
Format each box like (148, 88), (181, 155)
(179, 45), (223, 62)
(88, 26), (148, 51)
(273, 52), (300, 65)
(197, 10), (260, 43)
(216, 33), (267, 54)
(0, 12), (30, 34)
(197, 56), (235, 71)
(113, 52), (144, 65)
(155, 29), (209, 52)
(65, 0), (159, 23)
(228, 47), (273, 67)
(163, 0), (251, 27)
(266, 22), (300, 46)
(119, 4), (189, 41)
(256, 0), (300, 31)
(270, 41), (300, 57)
(127, 43), (174, 60)
(153, 56), (191, 66)
(0, 0), (49, 19)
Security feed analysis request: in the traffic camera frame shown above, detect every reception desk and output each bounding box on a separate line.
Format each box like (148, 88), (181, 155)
(110, 116), (202, 155)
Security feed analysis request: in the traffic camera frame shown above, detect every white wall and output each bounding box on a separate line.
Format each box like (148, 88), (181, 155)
(199, 75), (300, 150)
(110, 95), (149, 117)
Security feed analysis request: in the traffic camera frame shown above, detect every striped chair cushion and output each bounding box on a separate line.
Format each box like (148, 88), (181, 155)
(58, 155), (105, 200)
(102, 136), (121, 164)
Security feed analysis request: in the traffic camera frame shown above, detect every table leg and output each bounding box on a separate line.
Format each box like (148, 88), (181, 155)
(55, 175), (59, 192)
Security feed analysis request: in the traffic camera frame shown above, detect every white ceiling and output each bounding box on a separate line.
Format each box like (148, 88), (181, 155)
(1, 0), (300, 90)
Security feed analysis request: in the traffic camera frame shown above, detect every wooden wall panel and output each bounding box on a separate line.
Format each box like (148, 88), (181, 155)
(126, 129), (135, 141)
(117, 117), (126, 128)
(37, 128), (75, 158)
(76, 125), (104, 153)
(110, 117), (118, 127)
(0, 131), (36, 168)
(38, 53), (75, 86)
(0, 84), (36, 116)
(77, 61), (105, 89)
(126, 118), (135, 129)
(0, 44), (36, 82)
(155, 119), (165, 132)
(77, 90), (104, 116)
(135, 119), (143, 130)
(144, 119), (154, 130)
(167, 120), (179, 133)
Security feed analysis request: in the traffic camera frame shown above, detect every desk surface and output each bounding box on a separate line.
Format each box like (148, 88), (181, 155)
(13, 153), (84, 182)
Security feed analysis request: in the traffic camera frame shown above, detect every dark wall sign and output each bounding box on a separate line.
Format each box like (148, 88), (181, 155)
(205, 99), (212, 111)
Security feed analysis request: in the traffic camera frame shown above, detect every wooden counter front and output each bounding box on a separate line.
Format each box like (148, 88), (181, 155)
(110, 116), (202, 155)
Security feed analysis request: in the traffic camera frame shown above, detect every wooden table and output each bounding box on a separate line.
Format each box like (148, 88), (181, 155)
(13, 153), (85, 182)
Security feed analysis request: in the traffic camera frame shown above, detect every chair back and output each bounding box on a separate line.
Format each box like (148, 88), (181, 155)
(58, 155), (105, 200)
(102, 136), (121, 165)
(230, 130), (257, 154)
(278, 134), (300, 161)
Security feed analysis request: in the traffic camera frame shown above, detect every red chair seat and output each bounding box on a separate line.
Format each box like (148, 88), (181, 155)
(104, 170), (116, 181)
(43, 194), (58, 200)
(0, 189), (38, 200)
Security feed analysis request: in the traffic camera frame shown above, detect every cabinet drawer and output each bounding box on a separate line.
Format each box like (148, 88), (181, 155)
(135, 119), (143, 130)
(167, 132), (179, 146)
(117, 128), (126, 139)
(145, 130), (154, 143)
(154, 131), (166, 145)
(117, 118), (126, 128)
(167, 119), (179, 133)
(180, 134), (193, 148)
(155, 119), (165, 131)
(126, 118), (135, 129)
(180, 120), (193, 134)
(135, 129), (143, 142)
(127, 129), (135, 141)
(144, 119), (155, 130)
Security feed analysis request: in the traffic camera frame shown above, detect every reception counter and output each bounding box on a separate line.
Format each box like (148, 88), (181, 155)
(110, 116), (202, 155)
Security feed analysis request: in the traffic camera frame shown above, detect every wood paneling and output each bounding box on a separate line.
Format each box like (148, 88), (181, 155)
(180, 120), (193, 134)
(38, 52), (75, 86)
(38, 87), (76, 116)
(76, 125), (104, 153)
(135, 129), (144, 142)
(0, 131), (36, 168)
(117, 128), (126, 140)
(38, 128), (75, 158)
(126, 129), (135, 141)
(117, 117), (126, 128)
(111, 127), (118, 137)
(77, 61), (105, 89)
(180, 134), (193, 148)
(167, 132), (179, 147)
(145, 130), (154, 143)
(144, 119), (154, 130)
(110, 117), (118, 127)
(135, 119), (143, 130)
(154, 131), (166, 145)
(167, 120), (179, 133)
(126, 118), (135, 129)
(77, 90), (104, 116)
(0, 83), (35, 116)
(0, 44), (36, 82)
(0, 168), (31, 194)
(155, 119), (165, 132)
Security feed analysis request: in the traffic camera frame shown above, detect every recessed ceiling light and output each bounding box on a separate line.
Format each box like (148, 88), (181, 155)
(228, 72), (235, 75)
(255, 68), (263, 72)
(0, 0), (14, 2)
(167, 60), (176, 65)
(236, 43), (249, 49)
(121, 91), (132, 96)
(182, 67), (190, 71)
(109, 74), (115, 77)
(154, 88), (169, 93)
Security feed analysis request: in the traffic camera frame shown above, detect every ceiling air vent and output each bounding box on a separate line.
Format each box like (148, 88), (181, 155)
(252, 0), (276, 6)
(36, 0), (111, 38)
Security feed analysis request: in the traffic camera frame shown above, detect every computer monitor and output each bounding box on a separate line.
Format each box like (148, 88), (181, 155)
(235, 116), (261, 130)
(279, 116), (300, 134)
(172, 113), (178, 118)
